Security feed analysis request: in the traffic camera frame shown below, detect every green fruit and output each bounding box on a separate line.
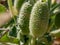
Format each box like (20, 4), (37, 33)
(29, 1), (49, 38)
(55, 12), (60, 28)
(18, 2), (33, 35)
(14, 0), (25, 11)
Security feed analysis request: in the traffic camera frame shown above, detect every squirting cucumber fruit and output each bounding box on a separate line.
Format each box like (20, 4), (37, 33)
(29, 1), (49, 38)
(18, 1), (33, 35)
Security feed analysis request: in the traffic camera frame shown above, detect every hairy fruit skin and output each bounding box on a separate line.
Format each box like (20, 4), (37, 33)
(18, 2), (32, 35)
(29, 1), (49, 38)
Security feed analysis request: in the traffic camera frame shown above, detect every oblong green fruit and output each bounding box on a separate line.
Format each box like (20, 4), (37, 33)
(14, 0), (25, 11)
(29, 1), (49, 38)
(18, 2), (33, 35)
(55, 12), (60, 28)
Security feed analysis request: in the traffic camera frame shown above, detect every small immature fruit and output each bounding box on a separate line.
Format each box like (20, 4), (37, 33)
(55, 12), (60, 28)
(18, 2), (33, 35)
(29, 1), (49, 38)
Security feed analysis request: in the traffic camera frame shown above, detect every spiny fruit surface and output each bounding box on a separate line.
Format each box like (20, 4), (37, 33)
(55, 12), (60, 28)
(18, 2), (32, 35)
(29, 1), (49, 38)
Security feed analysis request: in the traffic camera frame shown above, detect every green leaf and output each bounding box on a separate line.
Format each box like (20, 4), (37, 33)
(0, 4), (6, 13)
(0, 34), (10, 42)
(0, 34), (19, 44)
(50, 4), (60, 14)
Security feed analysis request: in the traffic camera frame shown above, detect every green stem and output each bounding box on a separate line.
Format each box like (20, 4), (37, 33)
(47, 23), (54, 33)
(31, 37), (36, 45)
(7, 0), (13, 15)
(14, 0), (18, 8)
(14, 0), (25, 12)
(48, 0), (51, 10)
(7, 0), (17, 25)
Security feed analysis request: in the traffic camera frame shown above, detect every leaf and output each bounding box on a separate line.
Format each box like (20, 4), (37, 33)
(0, 4), (6, 13)
(0, 34), (19, 44)
(0, 34), (10, 42)
(50, 4), (60, 14)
